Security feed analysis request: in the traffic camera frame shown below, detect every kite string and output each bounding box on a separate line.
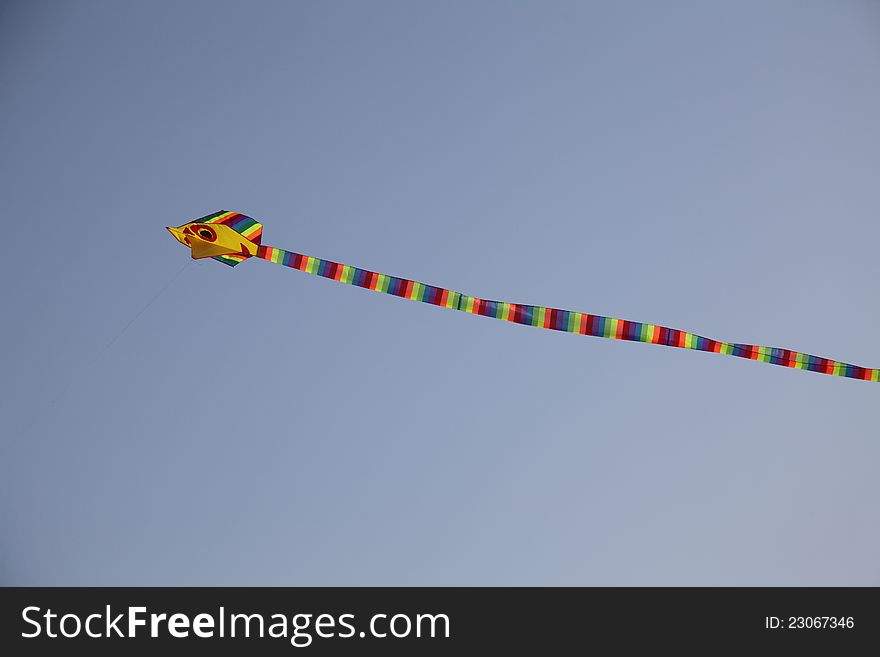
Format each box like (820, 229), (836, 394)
(94, 258), (193, 359)
(17, 259), (194, 439)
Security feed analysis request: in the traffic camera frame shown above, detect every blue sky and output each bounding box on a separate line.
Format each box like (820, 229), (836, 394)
(2, 0), (879, 585)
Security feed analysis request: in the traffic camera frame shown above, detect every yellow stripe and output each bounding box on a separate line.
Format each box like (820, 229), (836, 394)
(205, 211), (235, 224)
(607, 317), (619, 338)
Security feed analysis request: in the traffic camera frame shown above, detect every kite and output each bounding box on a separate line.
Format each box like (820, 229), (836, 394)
(168, 211), (878, 383)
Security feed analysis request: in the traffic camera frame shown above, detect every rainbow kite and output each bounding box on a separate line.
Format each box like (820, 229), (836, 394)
(168, 211), (878, 383)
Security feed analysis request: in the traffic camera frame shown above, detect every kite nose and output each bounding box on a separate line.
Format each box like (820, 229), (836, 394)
(167, 226), (188, 245)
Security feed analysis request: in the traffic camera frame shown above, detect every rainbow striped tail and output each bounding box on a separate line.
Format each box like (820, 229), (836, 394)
(253, 243), (879, 383)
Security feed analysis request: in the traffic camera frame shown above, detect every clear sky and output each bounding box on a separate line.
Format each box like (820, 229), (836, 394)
(2, 0), (878, 585)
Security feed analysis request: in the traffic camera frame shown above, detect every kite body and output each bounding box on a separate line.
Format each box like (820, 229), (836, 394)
(167, 211), (262, 266)
(168, 211), (879, 383)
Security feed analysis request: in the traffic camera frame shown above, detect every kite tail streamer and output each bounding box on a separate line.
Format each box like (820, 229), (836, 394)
(255, 245), (878, 383)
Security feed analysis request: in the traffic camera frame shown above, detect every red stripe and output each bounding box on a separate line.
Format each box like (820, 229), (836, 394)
(656, 327), (667, 345)
(587, 315), (599, 336)
(511, 303), (522, 324)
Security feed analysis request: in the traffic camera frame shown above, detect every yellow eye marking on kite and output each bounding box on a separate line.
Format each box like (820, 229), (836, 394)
(195, 225), (216, 242)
